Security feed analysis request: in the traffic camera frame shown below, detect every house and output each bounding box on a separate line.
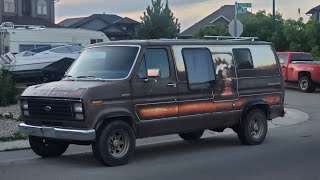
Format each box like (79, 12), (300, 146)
(59, 14), (140, 41)
(180, 5), (251, 38)
(0, 0), (58, 27)
(306, 5), (320, 22)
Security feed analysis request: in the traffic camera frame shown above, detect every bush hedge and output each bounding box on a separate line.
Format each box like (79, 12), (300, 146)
(0, 69), (18, 106)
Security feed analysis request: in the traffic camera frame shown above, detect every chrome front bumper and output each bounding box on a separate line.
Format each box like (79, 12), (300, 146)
(19, 123), (96, 141)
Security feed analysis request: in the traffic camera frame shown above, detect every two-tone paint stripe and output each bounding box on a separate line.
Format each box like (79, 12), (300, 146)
(135, 94), (282, 121)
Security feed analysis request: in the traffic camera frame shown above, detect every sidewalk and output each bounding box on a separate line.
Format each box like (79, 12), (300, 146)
(0, 108), (309, 152)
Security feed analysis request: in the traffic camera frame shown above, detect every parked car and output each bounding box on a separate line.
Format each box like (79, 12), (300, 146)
(19, 40), (285, 166)
(277, 52), (320, 92)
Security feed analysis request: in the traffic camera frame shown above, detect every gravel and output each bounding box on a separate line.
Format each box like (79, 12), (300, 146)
(0, 119), (20, 138)
(0, 104), (21, 116)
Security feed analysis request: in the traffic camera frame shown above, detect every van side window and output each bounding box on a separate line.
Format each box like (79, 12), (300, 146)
(278, 54), (288, 64)
(213, 53), (238, 100)
(182, 48), (215, 90)
(137, 48), (170, 79)
(233, 49), (254, 70)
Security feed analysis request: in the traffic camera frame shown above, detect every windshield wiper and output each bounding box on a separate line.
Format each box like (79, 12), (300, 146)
(76, 75), (105, 81)
(63, 75), (74, 81)
(76, 75), (96, 79)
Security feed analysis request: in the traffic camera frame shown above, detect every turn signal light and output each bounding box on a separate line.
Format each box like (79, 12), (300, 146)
(91, 100), (103, 105)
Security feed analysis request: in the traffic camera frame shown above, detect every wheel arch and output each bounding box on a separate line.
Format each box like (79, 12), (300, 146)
(298, 71), (311, 79)
(241, 100), (271, 122)
(94, 111), (137, 136)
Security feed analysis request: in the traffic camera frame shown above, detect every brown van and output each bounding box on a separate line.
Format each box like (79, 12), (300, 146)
(19, 40), (285, 166)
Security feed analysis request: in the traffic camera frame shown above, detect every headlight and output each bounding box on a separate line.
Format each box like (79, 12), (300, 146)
(73, 102), (84, 120)
(73, 103), (83, 113)
(21, 101), (29, 110)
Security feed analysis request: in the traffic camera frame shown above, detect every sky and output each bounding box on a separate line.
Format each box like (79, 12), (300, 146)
(55, 0), (319, 31)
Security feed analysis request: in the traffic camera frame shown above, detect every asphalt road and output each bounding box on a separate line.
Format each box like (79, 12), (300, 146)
(1, 89), (320, 180)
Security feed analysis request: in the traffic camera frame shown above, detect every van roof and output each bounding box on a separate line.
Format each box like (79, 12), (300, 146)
(88, 39), (273, 48)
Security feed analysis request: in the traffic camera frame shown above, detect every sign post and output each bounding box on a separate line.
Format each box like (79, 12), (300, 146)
(229, 2), (252, 37)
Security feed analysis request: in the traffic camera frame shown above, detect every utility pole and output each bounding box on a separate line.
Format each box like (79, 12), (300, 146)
(234, 2), (238, 37)
(273, 0), (276, 31)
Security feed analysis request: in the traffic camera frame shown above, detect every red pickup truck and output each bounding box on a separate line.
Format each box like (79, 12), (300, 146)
(277, 52), (320, 92)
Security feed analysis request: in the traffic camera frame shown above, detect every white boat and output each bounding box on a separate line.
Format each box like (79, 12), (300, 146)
(5, 44), (85, 83)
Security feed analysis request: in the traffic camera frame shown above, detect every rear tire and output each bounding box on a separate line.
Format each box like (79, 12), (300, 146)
(179, 130), (204, 141)
(299, 76), (315, 93)
(92, 121), (135, 166)
(29, 136), (69, 158)
(237, 109), (268, 145)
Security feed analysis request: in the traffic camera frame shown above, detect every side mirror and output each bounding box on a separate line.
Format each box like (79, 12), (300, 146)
(147, 69), (160, 78)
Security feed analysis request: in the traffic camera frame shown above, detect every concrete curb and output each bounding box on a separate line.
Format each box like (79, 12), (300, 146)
(0, 108), (309, 152)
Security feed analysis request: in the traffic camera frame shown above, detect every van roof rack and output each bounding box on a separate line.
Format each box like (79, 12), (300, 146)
(204, 36), (258, 41)
(0, 22), (46, 30)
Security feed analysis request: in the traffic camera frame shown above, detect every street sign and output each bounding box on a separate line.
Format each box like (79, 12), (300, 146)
(228, 19), (243, 37)
(237, 3), (252, 14)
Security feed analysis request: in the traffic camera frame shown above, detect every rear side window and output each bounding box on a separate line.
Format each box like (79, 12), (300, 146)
(233, 49), (254, 70)
(182, 48), (215, 90)
(236, 46), (280, 77)
(278, 54), (288, 64)
(291, 54), (313, 61)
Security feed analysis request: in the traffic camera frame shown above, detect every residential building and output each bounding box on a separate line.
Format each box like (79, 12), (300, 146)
(0, 0), (58, 27)
(59, 14), (140, 40)
(306, 5), (320, 22)
(180, 5), (251, 38)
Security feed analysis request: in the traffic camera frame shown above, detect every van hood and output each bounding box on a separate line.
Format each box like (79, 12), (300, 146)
(21, 80), (106, 98)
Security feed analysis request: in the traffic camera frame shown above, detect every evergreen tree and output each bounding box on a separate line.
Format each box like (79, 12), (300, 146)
(138, 0), (180, 39)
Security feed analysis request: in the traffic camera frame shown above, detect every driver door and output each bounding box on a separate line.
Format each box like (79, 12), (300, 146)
(131, 47), (178, 137)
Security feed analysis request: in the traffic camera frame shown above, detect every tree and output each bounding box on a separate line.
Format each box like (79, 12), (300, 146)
(194, 25), (229, 39)
(138, 0), (180, 39)
(0, 69), (18, 106)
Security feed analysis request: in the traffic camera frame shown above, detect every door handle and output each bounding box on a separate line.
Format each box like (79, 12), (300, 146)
(167, 83), (177, 87)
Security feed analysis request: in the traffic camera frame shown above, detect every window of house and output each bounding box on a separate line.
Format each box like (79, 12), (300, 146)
(4, 0), (15, 13)
(137, 49), (170, 79)
(182, 48), (215, 90)
(37, 0), (48, 15)
(233, 49), (254, 70)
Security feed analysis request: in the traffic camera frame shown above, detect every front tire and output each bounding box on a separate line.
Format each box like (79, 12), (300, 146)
(92, 121), (135, 166)
(299, 76), (315, 93)
(179, 130), (204, 141)
(29, 136), (69, 158)
(237, 109), (268, 145)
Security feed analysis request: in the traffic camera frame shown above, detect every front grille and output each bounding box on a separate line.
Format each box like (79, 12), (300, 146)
(27, 99), (75, 120)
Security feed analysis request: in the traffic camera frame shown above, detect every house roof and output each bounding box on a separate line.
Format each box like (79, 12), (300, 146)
(306, 5), (320, 14)
(58, 17), (85, 27)
(58, 14), (139, 28)
(180, 5), (251, 37)
(2, 16), (60, 28)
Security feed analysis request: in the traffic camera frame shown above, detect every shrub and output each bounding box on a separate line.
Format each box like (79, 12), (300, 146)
(0, 69), (18, 106)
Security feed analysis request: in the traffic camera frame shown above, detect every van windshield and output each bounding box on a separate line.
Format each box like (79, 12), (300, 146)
(66, 46), (139, 80)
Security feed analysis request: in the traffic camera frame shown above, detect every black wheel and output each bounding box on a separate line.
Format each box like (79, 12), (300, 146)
(237, 109), (268, 145)
(299, 76), (315, 93)
(92, 121), (136, 166)
(29, 136), (69, 158)
(179, 130), (204, 141)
